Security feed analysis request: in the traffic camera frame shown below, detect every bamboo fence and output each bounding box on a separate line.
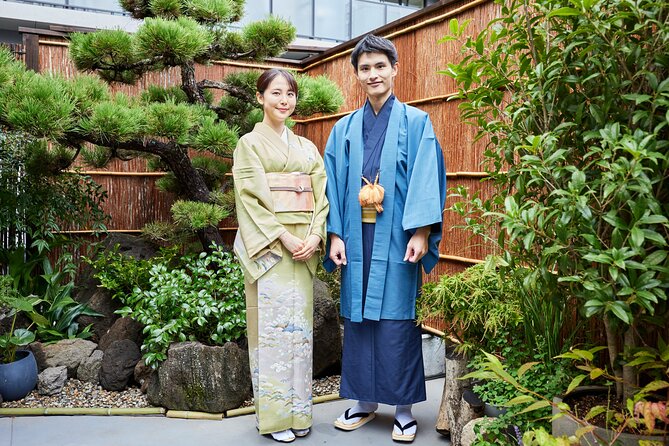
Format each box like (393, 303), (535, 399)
(12, 1), (502, 333)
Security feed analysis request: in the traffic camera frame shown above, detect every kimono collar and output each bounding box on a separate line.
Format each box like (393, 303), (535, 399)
(253, 122), (294, 155)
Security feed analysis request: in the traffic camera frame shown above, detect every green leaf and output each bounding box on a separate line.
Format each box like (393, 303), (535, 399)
(548, 7), (580, 16)
(504, 395), (535, 406)
(517, 400), (551, 414)
(565, 374), (586, 394)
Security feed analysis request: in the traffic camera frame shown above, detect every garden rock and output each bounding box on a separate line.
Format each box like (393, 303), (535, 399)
(100, 233), (158, 260)
(313, 277), (342, 377)
(38, 366), (68, 396)
(28, 342), (48, 371)
(134, 359), (153, 393)
(100, 339), (141, 391)
(460, 418), (495, 446)
(77, 350), (104, 384)
(147, 341), (251, 412)
(42, 339), (97, 378)
(76, 288), (121, 343)
(98, 317), (144, 352)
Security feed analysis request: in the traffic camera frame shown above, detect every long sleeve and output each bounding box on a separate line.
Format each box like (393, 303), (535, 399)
(401, 116), (447, 274)
(233, 137), (286, 259)
(307, 144), (329, 249)
(323, 126), (344, 272)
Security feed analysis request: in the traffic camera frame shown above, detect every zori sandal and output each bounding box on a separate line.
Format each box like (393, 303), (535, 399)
(392, 419), (417, 443)
(333, 408), (376, 431)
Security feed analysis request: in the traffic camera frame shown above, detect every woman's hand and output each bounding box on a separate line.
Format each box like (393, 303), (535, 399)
(293, 234), (322, 261)
(328, 234), (347, 266)
(279, 231), (305, 254)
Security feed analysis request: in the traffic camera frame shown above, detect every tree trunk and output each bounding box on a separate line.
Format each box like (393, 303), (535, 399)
(603, 313), (623, 399)
(158, 143), (224, 249)
(622, 324), (637, 403)
(180, 62), (207, 105)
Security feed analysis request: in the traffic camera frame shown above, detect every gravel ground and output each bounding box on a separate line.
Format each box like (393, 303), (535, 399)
(1, 375), (341, 410)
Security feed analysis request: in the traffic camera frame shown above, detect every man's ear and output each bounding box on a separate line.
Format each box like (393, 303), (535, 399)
(392, 62), (399, 76)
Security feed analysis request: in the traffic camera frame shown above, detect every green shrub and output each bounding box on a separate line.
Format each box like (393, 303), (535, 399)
(103, 244), (246, 367)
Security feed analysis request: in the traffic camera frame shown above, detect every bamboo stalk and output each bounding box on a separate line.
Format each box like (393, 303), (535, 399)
(66, 171), (168, 176)
(166, 410), (223, 420)
(439, 254), (484, 264)
(0, 407), (165, 416)
(293, 92), (461, 124)
(224, 406), (255, 417)
(313, 393), (341, 404)
(55, 227), (239, 234)
(38, 40), (69, 47)
(446, 172), (490, 178)
(421, 324), (461, 346)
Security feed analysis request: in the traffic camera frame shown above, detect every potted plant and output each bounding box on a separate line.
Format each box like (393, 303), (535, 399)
(0, 275), (39, 401)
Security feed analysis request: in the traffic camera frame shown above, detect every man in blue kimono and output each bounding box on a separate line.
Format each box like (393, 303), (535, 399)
(324, 34), (446, 443)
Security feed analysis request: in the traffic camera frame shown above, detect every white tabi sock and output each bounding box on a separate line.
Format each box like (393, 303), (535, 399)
(270, 429), (295, 442)
(394, 404), (417, 435)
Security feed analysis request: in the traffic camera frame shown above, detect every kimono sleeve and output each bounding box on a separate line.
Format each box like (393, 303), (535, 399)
(323, 126), (344, 272)
(232, 137), (286, 259)
(306, 142), (329, 250)
(402, 116), (447, 273)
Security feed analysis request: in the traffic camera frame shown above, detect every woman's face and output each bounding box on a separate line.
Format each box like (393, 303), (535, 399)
(256, 75), (297, 128)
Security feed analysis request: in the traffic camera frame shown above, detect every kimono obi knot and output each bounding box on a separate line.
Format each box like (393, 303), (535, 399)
(361, 206), (377, 223)
(267, 172), (314, 212)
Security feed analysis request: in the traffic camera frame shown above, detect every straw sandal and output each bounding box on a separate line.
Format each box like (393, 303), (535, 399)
(333, 408), (376, 431)
(391, 419), (417, 443)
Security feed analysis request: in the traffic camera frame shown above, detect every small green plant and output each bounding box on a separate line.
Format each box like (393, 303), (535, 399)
(33, 254), (101, 342)
(110, 244), (246, 367)
(417, 259), (523, 354)
(0, 276), (38, 364)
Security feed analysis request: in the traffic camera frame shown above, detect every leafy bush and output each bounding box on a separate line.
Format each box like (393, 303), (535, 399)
(444, 0), (669, 401)
(417, 261), (523, 354)
(94, 244), (246, 367)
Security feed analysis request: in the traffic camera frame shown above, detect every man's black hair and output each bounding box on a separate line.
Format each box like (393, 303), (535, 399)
(350, 34), (398, 69)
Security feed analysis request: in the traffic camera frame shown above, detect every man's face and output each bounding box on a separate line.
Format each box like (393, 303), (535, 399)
(355, 52), (397, 102)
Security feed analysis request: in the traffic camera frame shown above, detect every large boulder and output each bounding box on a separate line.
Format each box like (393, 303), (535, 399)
(40, 339), (97, 378)
(76, 288), (121, 343)
(99, 339), (141, 391)
(77, 349), (104, 384)
(313, 278), (342, 377)
(98, 317), (144, 352)
(147, 341), (251, 413)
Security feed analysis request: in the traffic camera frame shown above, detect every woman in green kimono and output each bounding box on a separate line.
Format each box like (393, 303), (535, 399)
(233, 69), (328, 443)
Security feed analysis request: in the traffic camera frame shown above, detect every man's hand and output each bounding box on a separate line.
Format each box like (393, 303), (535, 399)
(329, 234), (347, 266)
(404, 226), (430, 263)
(279, 231), (304, 254)
(293, 234), (322, 261)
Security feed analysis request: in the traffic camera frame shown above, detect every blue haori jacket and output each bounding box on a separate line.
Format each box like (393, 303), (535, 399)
(324, 99), (447, 322)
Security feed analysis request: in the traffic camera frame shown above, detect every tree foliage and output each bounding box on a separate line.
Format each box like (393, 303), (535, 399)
(444, 0), (669, 400)
(0, 0), (344, 249)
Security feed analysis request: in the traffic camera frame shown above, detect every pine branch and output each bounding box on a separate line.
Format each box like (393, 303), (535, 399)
(197, 79), (254, 103)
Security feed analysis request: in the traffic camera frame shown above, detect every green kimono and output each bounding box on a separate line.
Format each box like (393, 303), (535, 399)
(233, 122), (328, 434)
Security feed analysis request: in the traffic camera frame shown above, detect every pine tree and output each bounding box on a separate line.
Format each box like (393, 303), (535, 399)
(0, 0), (343, 249)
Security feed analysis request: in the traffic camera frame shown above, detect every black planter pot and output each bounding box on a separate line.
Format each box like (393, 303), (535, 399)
(0, 350), (38, 401)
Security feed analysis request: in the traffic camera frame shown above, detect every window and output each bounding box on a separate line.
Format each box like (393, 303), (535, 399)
(314, 0), (350, 41)
(272, 0), (314, 37)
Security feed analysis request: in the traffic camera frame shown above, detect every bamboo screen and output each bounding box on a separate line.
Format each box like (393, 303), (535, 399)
(25, 0), (501, 291)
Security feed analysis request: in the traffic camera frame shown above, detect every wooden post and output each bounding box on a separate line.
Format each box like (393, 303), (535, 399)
(435, 347), (483, 446)
(22, 33), (39, 72)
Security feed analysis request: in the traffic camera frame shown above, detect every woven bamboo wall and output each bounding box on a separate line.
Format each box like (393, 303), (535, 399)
(24, 0), (501, 296)
(295, 0), (501, 283)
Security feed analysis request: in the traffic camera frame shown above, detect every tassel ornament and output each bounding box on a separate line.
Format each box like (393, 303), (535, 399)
(358, 172), (384, 213)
